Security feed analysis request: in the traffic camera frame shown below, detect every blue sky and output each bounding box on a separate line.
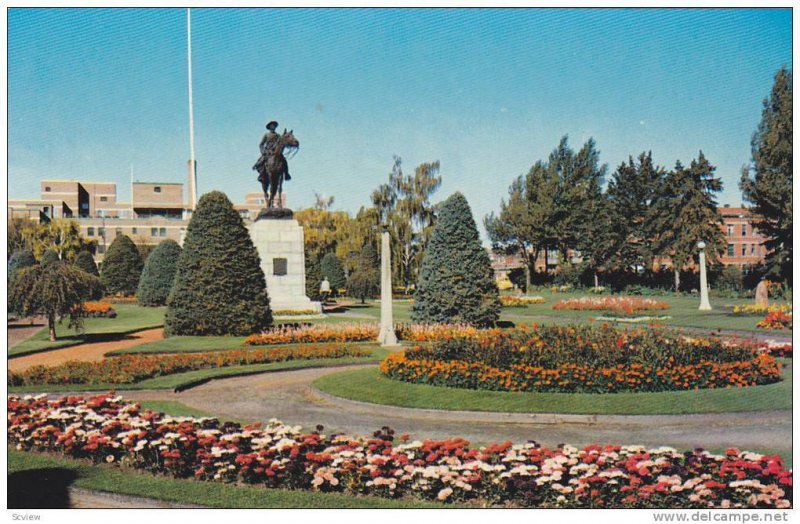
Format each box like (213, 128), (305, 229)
(8, 8), (792, 238)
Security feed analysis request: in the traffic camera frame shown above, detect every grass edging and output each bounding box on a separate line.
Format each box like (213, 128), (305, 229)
(8, 448), (444, 509)
(311, 361), (792, 416)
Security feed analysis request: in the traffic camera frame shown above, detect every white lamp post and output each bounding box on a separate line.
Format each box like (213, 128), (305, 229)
(378, 224), (399, 346)
(697, 240), (712, 311)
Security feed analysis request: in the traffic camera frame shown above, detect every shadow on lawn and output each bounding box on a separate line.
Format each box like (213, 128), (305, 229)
(8, 468), (77, 508)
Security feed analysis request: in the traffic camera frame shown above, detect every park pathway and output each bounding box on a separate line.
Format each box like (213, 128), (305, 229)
(8, 328), (164, 372)
(126, 364), (792, 457)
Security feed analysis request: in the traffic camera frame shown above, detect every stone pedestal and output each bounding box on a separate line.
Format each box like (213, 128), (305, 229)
(249, 215), (322, 313)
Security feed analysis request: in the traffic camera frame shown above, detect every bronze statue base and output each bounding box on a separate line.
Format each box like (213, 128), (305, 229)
(256, 207), (294, 221)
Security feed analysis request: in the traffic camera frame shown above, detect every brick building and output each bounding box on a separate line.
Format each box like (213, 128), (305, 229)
(9, 179), (285, 261)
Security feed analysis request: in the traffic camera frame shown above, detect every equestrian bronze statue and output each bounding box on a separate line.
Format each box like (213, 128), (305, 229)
(253, 120), (299, 209)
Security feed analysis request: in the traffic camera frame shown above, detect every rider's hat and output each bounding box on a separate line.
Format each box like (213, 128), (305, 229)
(266, 121), (279, 131)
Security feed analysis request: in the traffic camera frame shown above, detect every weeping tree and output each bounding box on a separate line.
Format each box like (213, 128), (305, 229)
(9, 262), (103, 341)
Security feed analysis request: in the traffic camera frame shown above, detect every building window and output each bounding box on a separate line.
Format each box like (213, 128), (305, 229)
(727, 224), (733, 236)
(751, 244), (756, 255)
(98, 227), (105, 237)
(44, 186), (51, 192)
(132, 227), (137, 235)
(151, 228), (158, 237)
(154, 186), (161, 193)
(159, 227), (167, 237)
(100, 196), (108, 202)
(87, 227), (95, 237)
(741, 224), (747, 236)
(115, 227), (122, 237)
(741, 245), (747, 257)
(727, 244), (734, 257)
(273, 258), (288, 276)
(97, 245), (105, 254)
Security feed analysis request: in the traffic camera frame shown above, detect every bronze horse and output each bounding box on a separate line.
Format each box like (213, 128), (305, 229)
(253, 129), (299, 208)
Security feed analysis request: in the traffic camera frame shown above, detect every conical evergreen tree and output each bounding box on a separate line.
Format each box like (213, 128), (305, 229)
(100, 235), (143, 296)
(40, 249), (60, 267)
(320, 252), (346, 293)
(74, 250), (99, 276)
(305, 251), (323, 302)
(164, 191), (271, 336)
(412, 192), (500, 326)
(137, 240), (182, 307)
(8, 250), (36, 282)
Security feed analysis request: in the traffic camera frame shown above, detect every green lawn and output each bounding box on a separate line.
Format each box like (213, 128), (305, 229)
(7, 448), (443, 509)
(8, 347), (392, 394)
(312, 360), (792, 416)
(111, 337), (379, 355)
(8, 305), (166, 358)
(316, 294), (786, 333)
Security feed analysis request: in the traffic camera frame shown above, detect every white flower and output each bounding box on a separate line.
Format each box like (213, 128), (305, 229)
(437, 487), (453, 501)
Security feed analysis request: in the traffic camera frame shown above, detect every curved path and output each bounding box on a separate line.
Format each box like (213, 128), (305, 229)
(8, 328), (164, 373)
(127, 364), (792, 454)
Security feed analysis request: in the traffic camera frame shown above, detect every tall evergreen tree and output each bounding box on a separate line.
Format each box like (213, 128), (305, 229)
(100, 235), (144, 296)
(576, 190), (618, 287)
(165, 191), (271, 336)
(412, 192), (500, 326)
(606, 152), (665, 271)
(740, 67), (793, 284)
(137, 240), (182, 306)
(74, 250), (99, 276)
(305, 251), (323, 302)
(320, 252), (347, 293)
(648, 153), (724, 291)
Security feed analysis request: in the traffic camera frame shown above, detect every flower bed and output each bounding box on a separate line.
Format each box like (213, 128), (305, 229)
(553, 296), (669, 315)
(273, 309), (323, 317)
(72, 301), (117, 318)
(8, 345), (370, 386)
(733, 304), (792, 316)
(244, 324), (378, 345)
(103, 296), (138, 304)
(500, 296), (545, 307)
(381, 352), (779, 393)
(244, 323), (480, 346)
(380, 325), (781, 393)
(8, 394), (791, 508)
(756, 311), (792, 331)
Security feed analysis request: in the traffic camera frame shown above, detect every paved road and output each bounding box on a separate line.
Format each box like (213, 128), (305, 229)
(8, 328), (164, 372)
(127, 364), (792, 454)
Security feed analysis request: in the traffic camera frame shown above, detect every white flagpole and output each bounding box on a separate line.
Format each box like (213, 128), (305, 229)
(187, 8), (198, 211)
